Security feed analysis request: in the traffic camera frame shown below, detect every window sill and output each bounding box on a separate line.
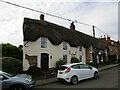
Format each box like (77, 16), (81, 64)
(63, 50), (68, 51)
(40, 48), (48, 50)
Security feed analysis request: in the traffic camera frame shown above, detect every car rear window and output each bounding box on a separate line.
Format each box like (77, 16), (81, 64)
(58, 66), (68, 70)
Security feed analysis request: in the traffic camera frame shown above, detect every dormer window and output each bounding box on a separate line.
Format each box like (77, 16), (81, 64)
(63, 41), (67, 50)
(41, 37), (47, 48)
(79, 46), (82, 52)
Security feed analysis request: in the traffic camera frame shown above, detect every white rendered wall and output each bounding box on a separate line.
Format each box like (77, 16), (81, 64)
(23, 37), (86, 71)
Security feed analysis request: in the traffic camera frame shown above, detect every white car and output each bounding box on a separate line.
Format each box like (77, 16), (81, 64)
(57, 63), (99, 84)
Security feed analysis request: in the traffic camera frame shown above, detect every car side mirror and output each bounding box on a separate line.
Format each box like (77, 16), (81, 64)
(0, 76), (3, 80)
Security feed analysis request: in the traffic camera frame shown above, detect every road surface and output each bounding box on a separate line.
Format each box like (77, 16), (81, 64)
(34, 66), (119, 88)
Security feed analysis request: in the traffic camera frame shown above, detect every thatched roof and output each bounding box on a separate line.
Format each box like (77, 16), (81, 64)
(23, 18), (105, 50)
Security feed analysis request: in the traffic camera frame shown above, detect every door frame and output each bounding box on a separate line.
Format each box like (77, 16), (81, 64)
(41, 53), (49, 71)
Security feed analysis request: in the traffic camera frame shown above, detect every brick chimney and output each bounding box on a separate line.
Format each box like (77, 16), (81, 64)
(18, 45), (23, 49)
(70, 22), (75, 30)
(100, 35), (106, 42)
(102, 35), (106, 41)
(40, 14), (44, 20)
(107, 35), (110, 40)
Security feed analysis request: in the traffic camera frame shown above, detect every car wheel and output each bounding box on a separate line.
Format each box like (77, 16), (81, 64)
(9, 85), (24, 90)
(71, 76), (78, 85)
(94, 72), (99, 79)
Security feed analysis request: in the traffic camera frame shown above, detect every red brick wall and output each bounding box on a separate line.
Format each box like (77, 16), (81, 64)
(86, 48), (90, 64)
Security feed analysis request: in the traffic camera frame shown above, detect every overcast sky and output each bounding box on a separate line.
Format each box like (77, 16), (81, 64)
(0, 0), (119, 46)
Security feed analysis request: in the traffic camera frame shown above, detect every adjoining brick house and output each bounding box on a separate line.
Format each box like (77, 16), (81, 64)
(100, 35), (120, 62)
(23, 14), (105, 71)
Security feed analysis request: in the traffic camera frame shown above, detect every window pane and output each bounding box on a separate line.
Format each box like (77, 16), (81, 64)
(90, 54), (93, 62)
(63, 42), (67, 50)
(79, 55), (82, 62)
(63, 54), (67, 61)
(41, 37), (47, 48)
(89, 46), (92, 52)
(79, 46), (82, 52)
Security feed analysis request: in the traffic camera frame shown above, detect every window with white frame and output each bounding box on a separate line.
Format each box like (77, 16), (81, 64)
(89, 54), (93, 62)
(63, 54), (67, 61)
(89, 46), (93, 53)
(79, 55), (82, 62)
(79, 46), (82, 52)
(41, 37), (47, 48)
(63, 41), (67, 50)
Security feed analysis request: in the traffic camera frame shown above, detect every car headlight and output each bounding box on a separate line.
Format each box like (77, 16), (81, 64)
(25, 78), (32, 82)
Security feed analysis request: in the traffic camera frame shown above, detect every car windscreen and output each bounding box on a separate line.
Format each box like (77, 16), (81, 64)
(58, 66), (68, 70)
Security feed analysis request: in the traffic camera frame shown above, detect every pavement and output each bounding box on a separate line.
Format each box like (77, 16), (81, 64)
(35, 63), (119, 86)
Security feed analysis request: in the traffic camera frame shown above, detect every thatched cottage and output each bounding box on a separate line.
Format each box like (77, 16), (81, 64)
(23, 14), (105, 71)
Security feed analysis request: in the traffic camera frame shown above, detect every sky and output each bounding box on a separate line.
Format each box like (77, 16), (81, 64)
(0, 0), (119, 46)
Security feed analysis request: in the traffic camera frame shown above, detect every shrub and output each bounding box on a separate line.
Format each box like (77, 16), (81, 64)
(56, 59), (67, 70)
(1, 57), (22, 74)
(26, 66), (43, 75)
(88, 63), (97, 67)
(71, 57), (79, 63)
(108, 55), (117, 64)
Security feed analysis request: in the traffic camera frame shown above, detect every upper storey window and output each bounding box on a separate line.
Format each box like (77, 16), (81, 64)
(63, 41), (67, 50)
(89, 46), (93, 53)
(79, 46), (82, 52)
(41, 37), (47, 48)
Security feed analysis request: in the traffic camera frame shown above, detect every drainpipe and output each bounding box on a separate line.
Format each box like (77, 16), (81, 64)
(94, 48), (98, 68)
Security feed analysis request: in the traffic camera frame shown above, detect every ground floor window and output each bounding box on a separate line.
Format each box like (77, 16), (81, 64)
(79, 55), (82, 62)
(63, 54), (67, 62)
(89, 54), (93, 62)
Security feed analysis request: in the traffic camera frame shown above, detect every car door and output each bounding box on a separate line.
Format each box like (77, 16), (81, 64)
(79, 64), (93, 79)
(71, 64), (83, 80)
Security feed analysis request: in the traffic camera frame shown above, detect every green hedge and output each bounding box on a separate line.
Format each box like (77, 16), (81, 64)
(71, 57), (79, 63)
(88, 63), (97, 67)
(56, 59), (67, 70)
(1, 57), (23, 74)
(108, 55), (117, 64)
(2, 43), (23, 60)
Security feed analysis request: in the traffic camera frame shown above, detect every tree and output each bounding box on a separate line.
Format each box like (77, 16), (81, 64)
(1, 43), (23, 60)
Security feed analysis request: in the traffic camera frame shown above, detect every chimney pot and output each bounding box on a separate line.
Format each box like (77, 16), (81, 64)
(70, 22), (75, 30)
(104, 35), (106, 38)
(40, 14), (44, 20)
(107, 35), (110, 40)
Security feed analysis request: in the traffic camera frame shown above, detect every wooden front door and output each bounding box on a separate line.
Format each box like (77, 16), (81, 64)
(41, 53), (49, 71)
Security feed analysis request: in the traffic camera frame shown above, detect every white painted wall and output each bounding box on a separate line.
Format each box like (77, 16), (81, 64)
(23, 37), (86, 71)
